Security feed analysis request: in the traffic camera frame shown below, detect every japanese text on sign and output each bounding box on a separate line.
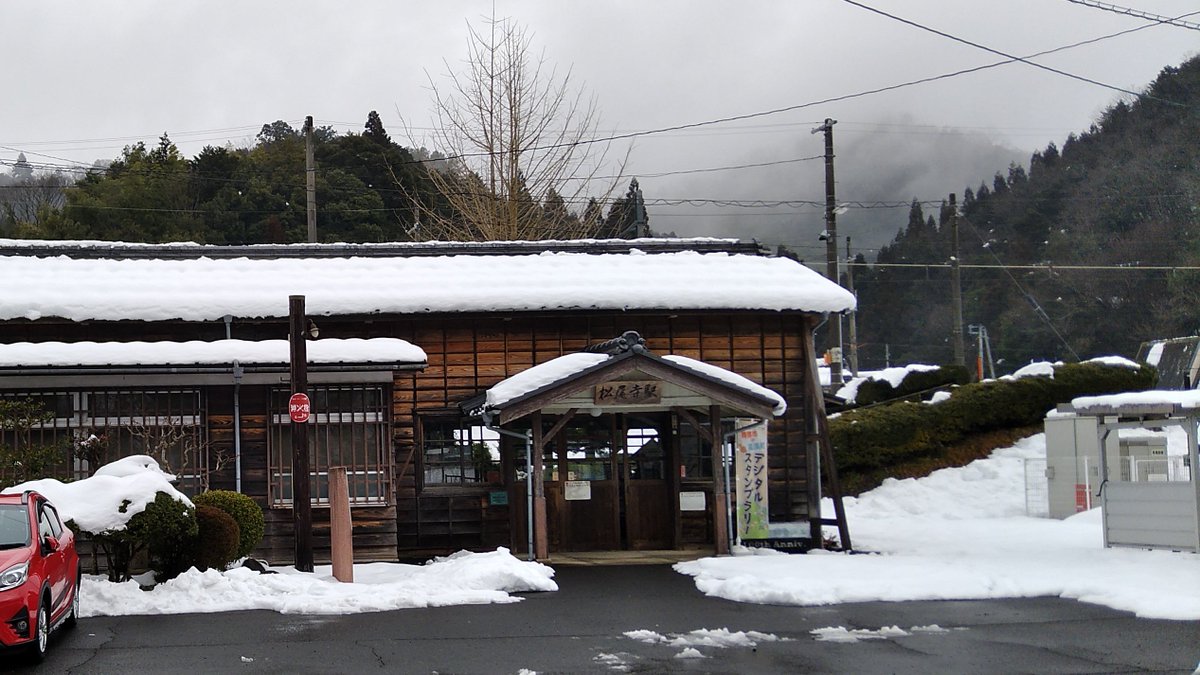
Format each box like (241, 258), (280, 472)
(593, 380), (662, 405)
(735, 420), (769, 540)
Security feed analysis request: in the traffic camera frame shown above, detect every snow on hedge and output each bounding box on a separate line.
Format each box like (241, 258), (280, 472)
(2, 455), (191, 533)
(835, 364), (940, 403)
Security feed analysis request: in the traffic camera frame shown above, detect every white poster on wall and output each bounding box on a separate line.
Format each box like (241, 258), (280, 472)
(564, 480), (592, 501)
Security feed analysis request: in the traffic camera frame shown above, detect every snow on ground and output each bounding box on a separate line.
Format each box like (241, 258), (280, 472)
(8, 456), (557, 617)
(621, 628), (786, 663)
(81, 548), (557, 617)
(676, 433), (1200, 620)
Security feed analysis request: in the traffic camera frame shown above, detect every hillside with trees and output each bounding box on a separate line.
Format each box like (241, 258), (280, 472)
(852, 55), (1200, 368)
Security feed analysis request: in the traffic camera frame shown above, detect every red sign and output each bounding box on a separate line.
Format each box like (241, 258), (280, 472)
(289, 393), (311, 423)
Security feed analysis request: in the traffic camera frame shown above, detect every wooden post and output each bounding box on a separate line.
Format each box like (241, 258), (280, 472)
(805, 331), (852, 551)
(329, 467), (353, 582)
(532, 412), (549, 560)
(289, 295), (313, 572)
(709, 404), (730, 555)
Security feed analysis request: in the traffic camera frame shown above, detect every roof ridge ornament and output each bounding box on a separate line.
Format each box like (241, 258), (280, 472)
(585, 331), (647, 355)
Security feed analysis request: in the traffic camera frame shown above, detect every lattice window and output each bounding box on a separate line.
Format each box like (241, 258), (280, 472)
(268, 384), (391, 507)
(0, 389), (207, 494)
(420, 417), (501, 486)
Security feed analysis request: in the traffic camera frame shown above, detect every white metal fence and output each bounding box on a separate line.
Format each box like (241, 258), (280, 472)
(1023, 458), (1050, 518)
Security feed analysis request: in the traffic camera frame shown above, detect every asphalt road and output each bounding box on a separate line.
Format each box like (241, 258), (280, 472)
(5, 564), (1199, 674)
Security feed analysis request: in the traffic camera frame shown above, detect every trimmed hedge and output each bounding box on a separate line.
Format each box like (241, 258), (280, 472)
(193, 490), (265, 559)
(194, 505), (240, 572)
(830, 362), (1157, 494)
(852, 365), (971, 406)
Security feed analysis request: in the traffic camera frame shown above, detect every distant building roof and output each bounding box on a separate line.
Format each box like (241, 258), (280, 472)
(0, 238), (856, 322)
(1136, 337), (1200, 390)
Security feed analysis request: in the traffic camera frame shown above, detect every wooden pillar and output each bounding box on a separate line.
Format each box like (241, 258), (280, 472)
(532, 411), (549, 560)
(329, 467), (353, 582)
(709, 404), (729, 555)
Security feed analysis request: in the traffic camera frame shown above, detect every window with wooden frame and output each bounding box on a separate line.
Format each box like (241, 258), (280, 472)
(419, 416), (501, 487)
(268, 384), (391, 507)
(0, 389), (207, 494)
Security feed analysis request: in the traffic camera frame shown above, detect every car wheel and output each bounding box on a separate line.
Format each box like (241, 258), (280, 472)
(65, 578), (80, 629)
(31, 599), (50, 662)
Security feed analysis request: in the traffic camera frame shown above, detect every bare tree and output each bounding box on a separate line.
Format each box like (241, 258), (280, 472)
(408, 16), (623, 241)
(125, 418), (230, 493)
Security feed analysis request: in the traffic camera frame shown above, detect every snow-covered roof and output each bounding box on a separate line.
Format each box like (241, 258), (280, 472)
(482, 349), (787, 416)
(0, 338), (426, 369)
(1072, 389), (1200, 414)
(0, 240), (856, 322)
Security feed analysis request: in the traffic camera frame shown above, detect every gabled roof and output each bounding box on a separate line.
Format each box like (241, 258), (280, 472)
(0, 238), (856, 323)
(465, 332), (786, 424)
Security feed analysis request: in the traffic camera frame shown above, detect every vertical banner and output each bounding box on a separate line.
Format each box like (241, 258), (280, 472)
(735, 420), (769, 540)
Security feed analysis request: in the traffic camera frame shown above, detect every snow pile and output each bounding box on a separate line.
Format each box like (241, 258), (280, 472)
(623, 627), (783, 649)
(836, 364), (940, 403)
(810, 624), (952, 643)
(2, 455), (191, 533)
(810, 625), (911, 643)
(81, 548), (556, 617)
(623, 628), (784, 661)
(675, 433), (1200, 620)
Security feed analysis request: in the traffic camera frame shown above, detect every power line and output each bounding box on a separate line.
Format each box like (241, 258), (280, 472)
(6, 9), (1187, 175)
(1063, 0), (1200, 30)
(839, 0), (1190, 107)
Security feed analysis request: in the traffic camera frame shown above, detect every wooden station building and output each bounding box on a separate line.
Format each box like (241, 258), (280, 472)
(0, 238), (854, 562)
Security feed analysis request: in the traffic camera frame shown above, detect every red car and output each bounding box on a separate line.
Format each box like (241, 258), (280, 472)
(0, 490), (80, 661)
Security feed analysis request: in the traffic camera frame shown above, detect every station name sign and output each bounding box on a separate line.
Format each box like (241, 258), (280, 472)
(593, 380), (662, 405)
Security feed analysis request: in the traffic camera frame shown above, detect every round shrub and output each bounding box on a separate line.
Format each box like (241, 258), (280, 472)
(126, 492), (198, 582)
(194, 490), (265, 559)
(194, 505), (240, 572)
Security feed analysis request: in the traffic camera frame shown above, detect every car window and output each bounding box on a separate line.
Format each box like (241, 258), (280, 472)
(44, 504), (64, 537)
(38, 505), (55, 540)
(0, 504), (30, 547)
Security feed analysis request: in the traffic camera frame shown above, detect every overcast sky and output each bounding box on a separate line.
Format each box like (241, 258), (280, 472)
(2, 0), (1196, 254)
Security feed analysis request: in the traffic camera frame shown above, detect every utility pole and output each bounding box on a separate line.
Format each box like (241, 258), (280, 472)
(289, 295), (314, 572)
(949, 193), (966, 370)
(304, 116), (317, 243)
(813, 118), (843, 387)
(633, 178), (647, 238)
(845, 236), (859, 377)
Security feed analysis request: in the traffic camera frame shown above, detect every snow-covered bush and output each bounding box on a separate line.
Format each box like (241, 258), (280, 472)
(829, 361), (1156, 494)
(841, 365), (969, 407)
(3, 455), (197, 581)
(89, 491), (197, 582)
